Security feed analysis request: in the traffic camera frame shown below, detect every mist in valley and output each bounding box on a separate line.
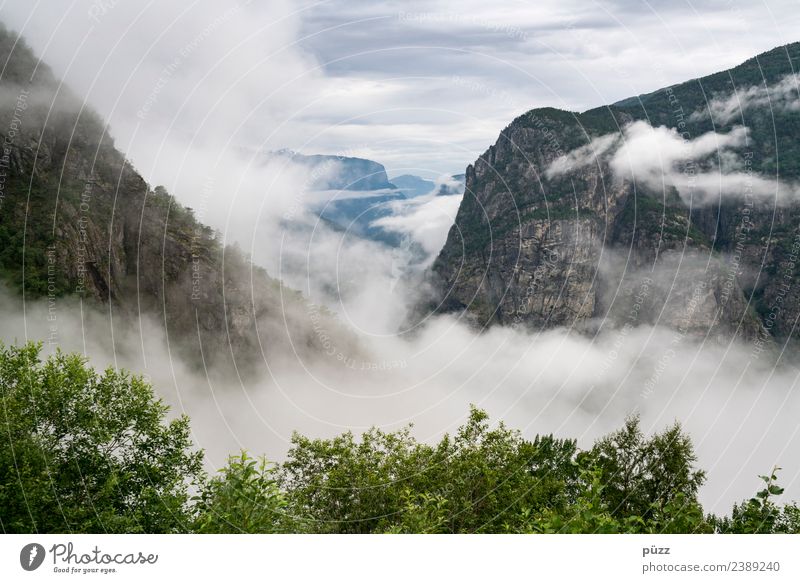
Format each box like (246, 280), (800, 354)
(1, 0), (800, 518)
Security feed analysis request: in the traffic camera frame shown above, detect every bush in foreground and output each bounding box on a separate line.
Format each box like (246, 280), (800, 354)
(0, 343), (202, 533)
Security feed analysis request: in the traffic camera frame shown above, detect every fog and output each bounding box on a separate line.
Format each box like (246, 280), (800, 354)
(1, 1), (799, 517)
(3, 135), (800, 515)
(547, 119), (800, 206)
(5, 272), (800, 515)
(691, 74), (800, 124)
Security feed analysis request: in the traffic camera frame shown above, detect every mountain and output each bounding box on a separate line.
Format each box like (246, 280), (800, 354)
(264, 151), (408, 244)
(312, 172), (464, 248)
(391, 174), (436, 197)
(316, 191), (408, 246)
(428, 42), (800, 343)
(268, 150), (397, 191)
(0, 25), (353, 374)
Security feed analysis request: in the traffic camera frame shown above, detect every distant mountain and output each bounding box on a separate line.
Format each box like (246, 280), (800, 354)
(316, 192), (408, 247)
(268, 150), (397, 191)
(306, 171), (465, 248)
(428, 41), (800, 343)
(390, 174), (436, 197)
(265, 151), (411, 244)
(316, 172), (465, 247)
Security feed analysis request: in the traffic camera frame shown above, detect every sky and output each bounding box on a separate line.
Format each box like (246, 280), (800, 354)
(1, 0), (799, 178)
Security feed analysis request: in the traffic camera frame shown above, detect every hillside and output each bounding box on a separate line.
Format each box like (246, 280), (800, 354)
(0, 25), (354, 374)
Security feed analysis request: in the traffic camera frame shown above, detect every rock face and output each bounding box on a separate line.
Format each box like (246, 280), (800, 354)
(430, 43), (800, 344)
(0, 27), (355, 375)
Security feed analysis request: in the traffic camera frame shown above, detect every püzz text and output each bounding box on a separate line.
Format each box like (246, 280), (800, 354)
(642, 546), (670, 557)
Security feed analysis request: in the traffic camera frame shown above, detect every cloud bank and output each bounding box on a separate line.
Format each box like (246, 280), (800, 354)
(4, 281), (800, 516)
(547, 120), (800, 206)
(691, 74), (800, 124)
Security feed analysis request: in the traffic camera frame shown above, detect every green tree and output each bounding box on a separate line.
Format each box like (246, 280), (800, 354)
(531, 464), (640, 534)
(420, 408), (578, 533)
(2, 343), (794, 536)
(582, 415), (706, 530)
(279, 424), (433, 533)
(278, 407), (579, 533)
(0, 342), (202, 533)
(193, 453), (294, 533)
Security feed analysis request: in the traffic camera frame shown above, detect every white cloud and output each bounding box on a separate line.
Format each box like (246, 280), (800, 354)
(691, 74), (800, 124)
(7, 0), (800, 176)
(372, 193), (463, 259)
(545, 132), (620, 177)
(547, 120), (800, 206)
(5, 284), (800, 516)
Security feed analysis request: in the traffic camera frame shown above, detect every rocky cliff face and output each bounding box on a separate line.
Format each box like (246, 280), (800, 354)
(430, 43), (800, 344)
(0, 27), (355, 375)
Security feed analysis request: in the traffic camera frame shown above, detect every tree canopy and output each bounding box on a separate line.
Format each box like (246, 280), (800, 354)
(0, 342), (202, 533)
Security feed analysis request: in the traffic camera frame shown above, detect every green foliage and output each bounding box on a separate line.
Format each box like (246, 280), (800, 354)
(712, 467), (799, 534)
(0, 342), (203, 533)
(193, 453), (294, 533)
(423, 410), (578, 534)
(531, 464), (642, 534)
(582, 416), (706, 527)
(379, 489), (450, 534)
(277, 407), (581, 533)
(274, 410), (721, 534)
(1, 342), (797, 533)
(279, 423), (433, 533)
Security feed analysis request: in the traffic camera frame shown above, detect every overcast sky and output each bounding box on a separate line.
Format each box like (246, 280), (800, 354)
(2, 0), (799, 178)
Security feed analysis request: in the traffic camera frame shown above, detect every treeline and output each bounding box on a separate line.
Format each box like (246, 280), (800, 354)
(0, 343), (797, 534)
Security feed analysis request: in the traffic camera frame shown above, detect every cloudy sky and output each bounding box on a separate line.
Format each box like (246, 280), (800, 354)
(2, 0), (799, 180)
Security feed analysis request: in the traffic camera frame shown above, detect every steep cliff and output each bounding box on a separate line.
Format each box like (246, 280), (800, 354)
(430, 43), (800, 344)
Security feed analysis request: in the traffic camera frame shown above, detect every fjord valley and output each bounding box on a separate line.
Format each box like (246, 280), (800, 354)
(1, 17), (800, 534)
